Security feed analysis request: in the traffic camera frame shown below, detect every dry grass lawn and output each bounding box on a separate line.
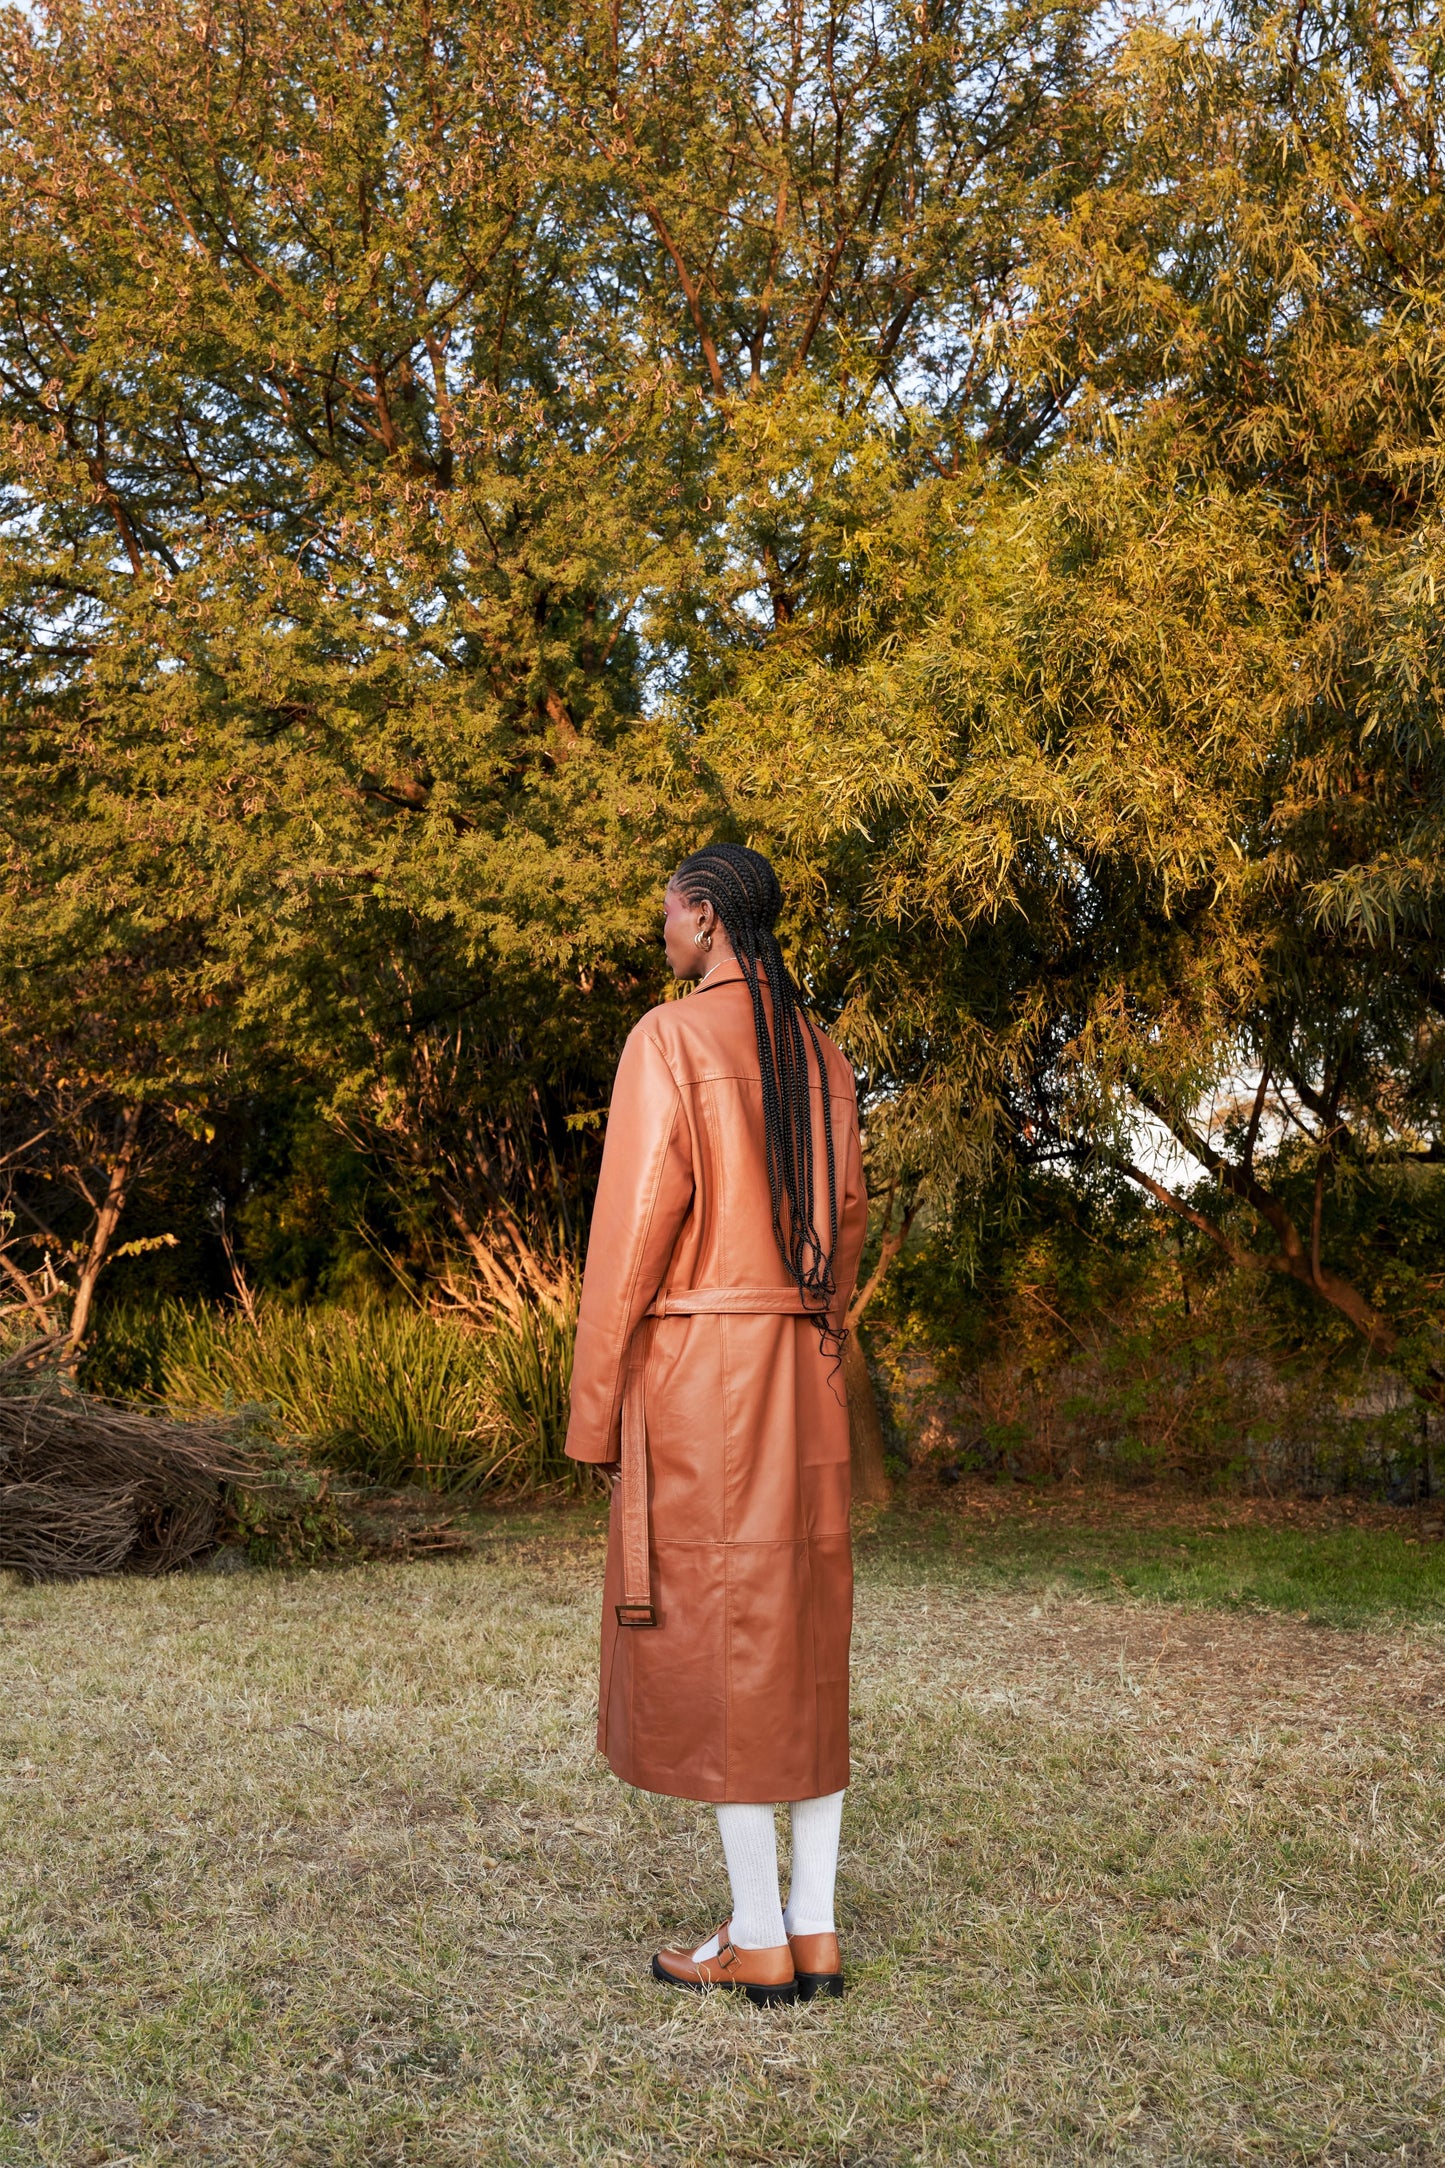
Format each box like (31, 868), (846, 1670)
(2, 1509), (1444, 2166)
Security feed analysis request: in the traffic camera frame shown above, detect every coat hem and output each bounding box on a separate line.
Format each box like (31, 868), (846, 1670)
(603, 1753), (851, 1806)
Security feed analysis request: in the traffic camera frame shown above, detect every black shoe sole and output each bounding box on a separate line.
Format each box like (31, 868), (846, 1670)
(795, 1971), (845, 2001)
(651, 1954), (799, 2006)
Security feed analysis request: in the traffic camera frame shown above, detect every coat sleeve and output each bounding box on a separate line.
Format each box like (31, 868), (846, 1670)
(565, 1022), (694, 1464)
(828, 1082), (869, 1334)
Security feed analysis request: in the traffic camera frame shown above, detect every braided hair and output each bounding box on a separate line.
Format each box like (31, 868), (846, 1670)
(670, 843), (841, 1336)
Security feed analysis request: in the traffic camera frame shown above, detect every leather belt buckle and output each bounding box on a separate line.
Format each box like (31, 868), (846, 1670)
(615, 1601), (657, 1628)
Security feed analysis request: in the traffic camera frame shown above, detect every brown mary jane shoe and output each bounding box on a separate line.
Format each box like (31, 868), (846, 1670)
(652, 1922), (798, 2007)
(789, 1930), (844, 2000)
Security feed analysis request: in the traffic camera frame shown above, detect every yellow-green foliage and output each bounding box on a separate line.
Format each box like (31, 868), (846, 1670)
(93, 1298), (576, 1492)
(0, 0), (1442, 1406)
(697, 8), (1445, 1392)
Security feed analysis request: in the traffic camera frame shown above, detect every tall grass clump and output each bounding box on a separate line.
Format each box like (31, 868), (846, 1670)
(88, 1295), (576, 1494)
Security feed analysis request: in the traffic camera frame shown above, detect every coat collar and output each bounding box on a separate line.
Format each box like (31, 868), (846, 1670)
(691, 956), (748, 994)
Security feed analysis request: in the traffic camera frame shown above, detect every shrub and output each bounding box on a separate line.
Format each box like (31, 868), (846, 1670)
(87, 1293), (577, 1493)
(873, 1184), (1443, 1500)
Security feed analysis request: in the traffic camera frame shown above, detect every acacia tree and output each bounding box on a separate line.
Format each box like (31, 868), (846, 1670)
(0, 0), (1095, 1328)
(709, 0), (1445, 1403)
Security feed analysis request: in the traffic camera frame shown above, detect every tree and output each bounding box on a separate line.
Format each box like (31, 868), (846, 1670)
(0, 0), (1091, 1240)
(11, 0), (1440, 1437)
(0, 0), (1096, 1336)
(707, 0), (1445, 1403)
(0, 1038), (182, 1359)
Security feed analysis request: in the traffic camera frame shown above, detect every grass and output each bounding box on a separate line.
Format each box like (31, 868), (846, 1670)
(2, 1506), (1444, 2165)
(866, 1501), (1445, 1628)
(85, 1297), (576, 1493)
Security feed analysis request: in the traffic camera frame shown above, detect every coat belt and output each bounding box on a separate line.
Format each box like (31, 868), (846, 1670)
(647, 1286), (818, 1318)
(614, 1286), (822, 1629)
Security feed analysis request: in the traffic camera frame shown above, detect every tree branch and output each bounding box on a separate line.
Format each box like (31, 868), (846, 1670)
(846, 1183), (916, 1330)
(1242, 1065), (1269, 1179)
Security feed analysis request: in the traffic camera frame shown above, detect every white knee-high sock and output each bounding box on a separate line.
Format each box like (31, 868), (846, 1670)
(706, 1803), (786, 1951)
(783, 1790), (845, 1937)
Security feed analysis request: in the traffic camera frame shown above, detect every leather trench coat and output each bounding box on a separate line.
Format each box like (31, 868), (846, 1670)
(565, 962), (868, 1804)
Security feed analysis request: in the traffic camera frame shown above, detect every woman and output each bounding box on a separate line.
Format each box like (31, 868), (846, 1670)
(565, 842), (868, 2008)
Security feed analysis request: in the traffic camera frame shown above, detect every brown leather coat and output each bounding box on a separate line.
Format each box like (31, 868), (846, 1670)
(565, 961), (867, 1804)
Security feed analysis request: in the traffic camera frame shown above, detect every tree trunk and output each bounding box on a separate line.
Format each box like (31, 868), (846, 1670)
(64, 1104), (142, 1355)
(845, 1327), (890, 1506)
(842, 1184), (916, 1508)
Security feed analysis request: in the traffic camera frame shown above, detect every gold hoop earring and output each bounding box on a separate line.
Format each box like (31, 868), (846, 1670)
(694, 930), (712, 950)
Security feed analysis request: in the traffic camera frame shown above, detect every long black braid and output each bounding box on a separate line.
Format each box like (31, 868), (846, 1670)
(671, 843), (841, 1341)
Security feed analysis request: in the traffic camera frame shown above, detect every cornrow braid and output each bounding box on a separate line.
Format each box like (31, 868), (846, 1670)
(671, 843), (840, 1341)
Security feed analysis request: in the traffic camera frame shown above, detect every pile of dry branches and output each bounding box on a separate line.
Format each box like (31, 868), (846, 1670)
(0, 1376), (268, 1580)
